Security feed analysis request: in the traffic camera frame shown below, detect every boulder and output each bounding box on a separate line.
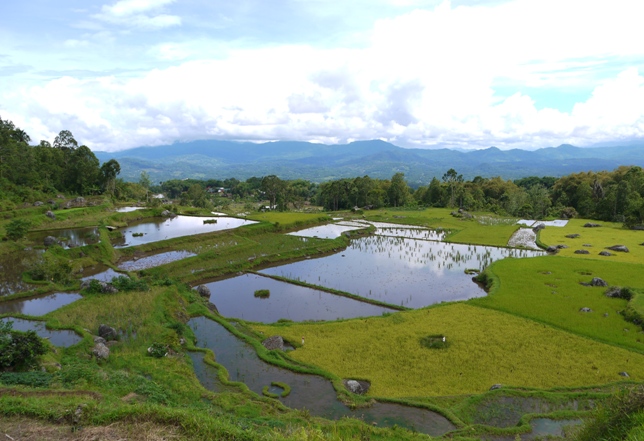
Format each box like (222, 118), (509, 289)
(599, 251), (613, 256)
(72, 197), (85, 205)
(92, 342), (110, 359)
(546, 246), (558, 253)
(605, 286), (625, 298)
(93, 336), (107, 344)
(56, 194), (65, 199)
(344, 379), (371, 395)
(33, 201), (44, 207)
(43, 236), (58, 247)
(583, 223), (601, 228)
(195, 285), (211, 298)
(607, 245), (629, 253)
(45, 210), (56, 220)
(566, 234), (580, 238)
(532, 224), (545, 233)
(161, 210), (176, 218)
(262, 335), (285, 351)
(589, 277), (608, 287)
(489, 384), (503, 391)
(556, 244), (569, 249)
(98, 324), (118, 341)
(580, 307), (592, 313)
(619, 371), (630, 378)
(574, 249), (590, 254)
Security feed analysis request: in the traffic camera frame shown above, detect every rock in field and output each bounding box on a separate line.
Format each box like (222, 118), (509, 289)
(589, 277), (608, 287)
(579, 307), (592, 313)
(262, 335), (285, 351)
(583, 223), (601, 228)
(98, 324), (118, 341)
(607, 245), (629, 253)
(344, 379), (371, 395)
(566, 234), (580, 239)
(599, 251), (613, 256)
(195, 285), (211, 298)
(92, 342), (110, 360)
(574, 249), (589, 254)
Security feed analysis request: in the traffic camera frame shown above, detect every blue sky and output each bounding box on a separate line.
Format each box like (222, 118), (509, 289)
(1, 0), (643, 151)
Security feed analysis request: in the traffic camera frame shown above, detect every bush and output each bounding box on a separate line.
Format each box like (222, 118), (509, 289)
(147, 342), (168, 358)
(576, 386), (644, 441)
(254, 289), (270, 298)
(110, 275), (148, 292)
(0, 321), (48, 371)
(28, 254), (73, 284)
(0, 371), (52, 387)
(5, 218), (31, 240)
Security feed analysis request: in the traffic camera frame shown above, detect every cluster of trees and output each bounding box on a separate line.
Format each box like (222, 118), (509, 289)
(0, 117), (120, 197)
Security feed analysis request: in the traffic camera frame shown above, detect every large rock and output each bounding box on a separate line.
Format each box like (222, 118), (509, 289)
(344, 379), (371, 395)
(589, 277), (608, 287)
(33, 201), (44, 207)
(599, 251), (613, 256)
(566, 234), (580, 238)
(43, 236), (58, 246)
(195, 285), (211, 298)
(98, 324), (118, 341)
(262, 335), (285, 351)
(607, 245), (629, 253)
(92, 342), (110, 359)
(45, 210), (56, 220)
(532, 223), (545, 233)
(161, 210), (177, 218)
(583, 223), (601, 228)
(489, 384), (503, 391)
(546, 246), (558, 253)
(81, 279), (119, 294)
(579, 307), (592, 313)
(574, 249), (590, 254)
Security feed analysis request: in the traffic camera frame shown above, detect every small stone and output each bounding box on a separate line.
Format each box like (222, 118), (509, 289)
(546, 246), (558, 253)
(93, 336), (107, 344)
(533, 224), (545, 233)
(580, 307), (592, 312)
(489, 384), (503, 391)
(195, 285), (211, 298)
(98, 324), (118, 341)
(619, 371), (630, 378)
(583, 244), (592, 247)
(599, 251), (613, 256)
(33, 201), (44, 207)
(566, 234), (580, 239)
(583, 223), (601, 228)
(43, 236), (58, 247)
(574, 249), (590, 254)
(556, 244), (569, 249)
(589, 277), (608, 287)
(45, 210), (56, 220)
(262, 335), (285, 351)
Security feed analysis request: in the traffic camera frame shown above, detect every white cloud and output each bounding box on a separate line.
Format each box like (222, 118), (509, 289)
(94, 0), (181, 29)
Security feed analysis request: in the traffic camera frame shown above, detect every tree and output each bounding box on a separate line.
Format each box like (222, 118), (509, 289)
(0, 321), (47, 371)
(69, 145), (100, 195)
(100, 159), (121, 194)
(139, 171), (152, 201)
(261, 175), (285, 210)
(442, 168), (463, 207)
(5, 219), (31, 241)
(53, 130), (78, 151)
(387, 172), (409, 207)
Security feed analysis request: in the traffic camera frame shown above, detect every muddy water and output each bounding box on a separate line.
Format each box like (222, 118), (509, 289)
(119, 251), (197, 271)
(200, 273), (395, 323)
(188, 316), (455, 436)
(0, 292), (81, 316)
(0, 249), (40, 296)
(0, 317), (82, 347)
(261, 236), (544, 308)
(112, 216), (257, 248)
(29, 227), (100, 248)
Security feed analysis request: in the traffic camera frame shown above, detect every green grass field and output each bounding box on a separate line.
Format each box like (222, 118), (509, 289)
(252, 303), (643, 397)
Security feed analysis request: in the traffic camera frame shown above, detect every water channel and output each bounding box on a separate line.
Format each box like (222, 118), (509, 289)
(29, 227), (100, 248)
(261, 235), (544, 308)
(0, 317), (82, 347)
(188, 316), (456, 436)
(201, 273), (395, 323)
(0, 292), (81, 316)
(112, 216), (257, 248)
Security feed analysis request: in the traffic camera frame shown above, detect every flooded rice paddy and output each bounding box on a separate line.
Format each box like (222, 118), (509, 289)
(188, 316), (456, 436)
(507, 228), (539, 250)
(114, 206), (144, 212)
(200, 273), (395, 323)
(517, 219), (569, 228)
(0, 292), (81, 316)
(0, 249), (40, 296)
(118, 250), (197, 271)
(287, 223), (364, 239)
(261, 235), (543, 308)
(29, 227), (100, 248)
(112, 215), (257, 248)
(0, 317), (82, 347)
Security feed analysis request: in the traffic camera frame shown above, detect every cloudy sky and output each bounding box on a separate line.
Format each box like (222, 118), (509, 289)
(1, 0), (644, 152)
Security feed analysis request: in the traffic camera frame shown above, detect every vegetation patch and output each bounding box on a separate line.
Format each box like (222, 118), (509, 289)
(420, 334), (449, 349)
(254, 289), (270, 298)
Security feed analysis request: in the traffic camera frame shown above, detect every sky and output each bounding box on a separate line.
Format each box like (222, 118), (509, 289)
(1, 0), (644, 152)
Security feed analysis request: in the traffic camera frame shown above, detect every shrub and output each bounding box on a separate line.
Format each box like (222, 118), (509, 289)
(28, 253), (73, 284)
(576, 386), (644, 441)
(5, 218), (31, 240)
(110, 275), (148, 292)
(0, 321), (48, 371)
(147, 342), (168, 358)
(0, 371), (52, 387)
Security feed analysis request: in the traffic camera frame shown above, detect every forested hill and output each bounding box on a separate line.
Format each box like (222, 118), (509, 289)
(95, 140), (644, 184)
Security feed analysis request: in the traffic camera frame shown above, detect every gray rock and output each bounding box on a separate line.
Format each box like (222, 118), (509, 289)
(72, 197), (85, 204)
(45, 210), (56, 220)
(93, 336), (107, 344)
(546, 246), (558, 253)
(92, 342), (110, 359)
(489, 384), (503, 391)
(161, 210), (176, 218)
(619, 371), (630, 378)
(574, 249), (590, 254)
(566, 234), (580, 238)
(533, 224), (545, 233)
(98, 324), (118, 341)
(556, 244), (569, 249)
(344, 379), (371, 395)
(599, 251), (613, 256)
(607, 245), (629, 253)
(33, 201), (44, 207)
(262, 335), (285, 351)
(583, 244), (592, 247)
(580, 307), (592, 313)
(101, 283), (119, 294)
(590, 277), (608, 287)
(195, 285), (211, 298)
(56, 194), (65, 199)
(43, 236), (58, 246)
(583, 223), (601, 228)
(631, 225), (644, 230)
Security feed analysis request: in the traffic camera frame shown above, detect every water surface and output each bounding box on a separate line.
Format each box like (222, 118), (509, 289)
(119, 251), (197, 271)
(0, 317), (82, 347)
(29, 227), (100, 248)
(201, 273), (395, 322)
(261, 236), (543, 308)
(115, 206), (144, 212)
(287, 224), (363, 239)
(188, 316), (455, 436)
(0, 292), (81, 316)
(113, 216), (257, 248)
(0, 249), (40, 296)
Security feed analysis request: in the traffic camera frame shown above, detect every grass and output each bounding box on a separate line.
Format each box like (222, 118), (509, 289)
(470, 255), (644, 352)
(251, 303), (644, 397)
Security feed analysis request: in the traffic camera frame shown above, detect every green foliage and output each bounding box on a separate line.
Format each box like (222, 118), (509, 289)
(576, 386), (644, 441)
(0, 371), (53, 387)
(147, 342), (168, 358)
(110, 275), (149, 292)
(0, 321), (47, 371)
(254, 289), (270, 298)
(419, 334), (450, 349)
(4, 218), (30, 240)
(27, 252), (73, 284)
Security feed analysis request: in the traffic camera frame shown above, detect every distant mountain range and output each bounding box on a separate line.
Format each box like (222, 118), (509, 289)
(94, 140), (644, 185)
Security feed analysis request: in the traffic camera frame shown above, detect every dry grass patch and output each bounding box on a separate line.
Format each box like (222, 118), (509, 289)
(252, 304), (644, 397)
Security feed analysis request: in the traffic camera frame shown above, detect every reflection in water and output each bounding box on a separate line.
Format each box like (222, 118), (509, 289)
(261, 236), (544, 308)
(119, 251), (197, 271)
(81, 268), (122, 282)
(0, 292), (81, 316)
(287, 224), (363, 239)
(115, 206), (144, 212)
(0, 317), (82, 347)
(201, 273), (395, 323)
(29, 227), (100, 248)
(0, 249), (41, 296)
(113, 216), (257, 248)
(188, 316), (455, 436)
